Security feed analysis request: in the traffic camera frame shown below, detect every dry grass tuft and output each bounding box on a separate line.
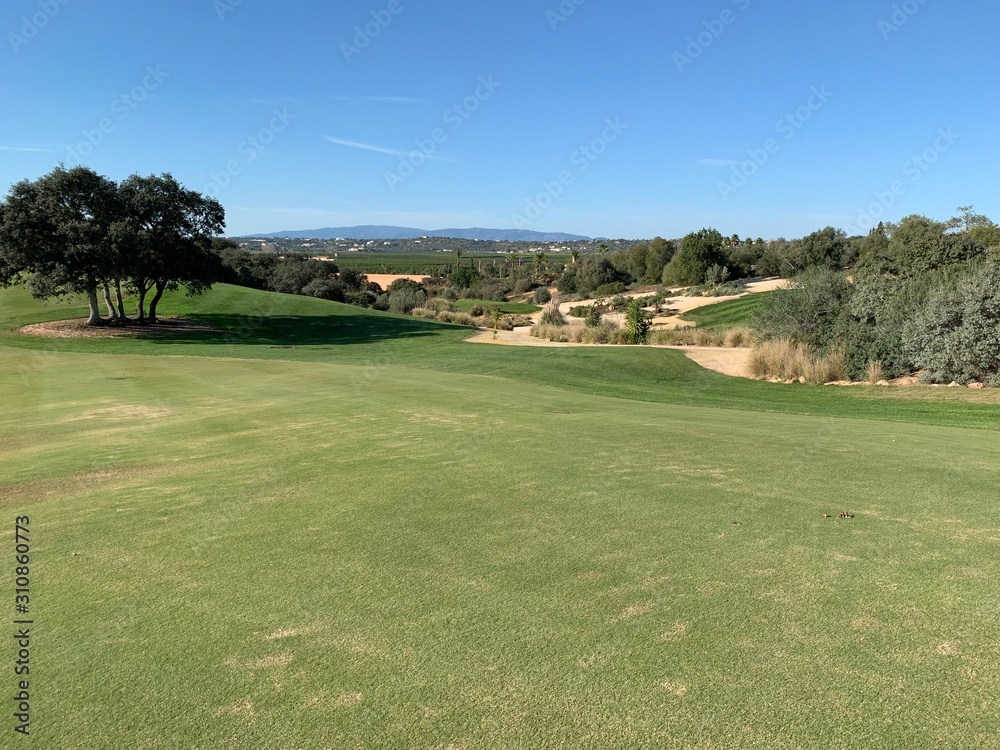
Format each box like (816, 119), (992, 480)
(866, 359), (885, 385)
(749, 340), (846, 384)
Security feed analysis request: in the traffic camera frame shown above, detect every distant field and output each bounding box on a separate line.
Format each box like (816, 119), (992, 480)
(679, 292), (770, 328)
(3, 284), (1000, 749)
(304, 252), (517, 275)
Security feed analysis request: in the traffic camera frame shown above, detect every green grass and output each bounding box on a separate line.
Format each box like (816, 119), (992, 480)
(452, 299), (540, 314)
(679, 292), (771, 328)
(2, 284), (1000, 748)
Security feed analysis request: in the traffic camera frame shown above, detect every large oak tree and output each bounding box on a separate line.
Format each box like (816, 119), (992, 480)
(0, 167), (224, 325)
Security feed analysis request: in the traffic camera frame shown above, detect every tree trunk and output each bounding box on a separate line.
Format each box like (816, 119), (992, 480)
(148, 281), (166, 323)
(114, 277), (128, 323)
(102, 281), (118, 322)
(136, 288), (147, 323)
(85, 281), (102, 326)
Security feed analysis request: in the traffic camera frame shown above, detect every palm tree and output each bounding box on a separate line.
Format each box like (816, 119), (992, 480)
(453, 248), (464, 268)
(570, 248), (580, 264)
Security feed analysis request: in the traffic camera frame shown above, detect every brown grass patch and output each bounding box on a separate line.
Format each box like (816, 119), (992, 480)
(18, 317), (224, 339)
(249, 652), (293, 668)
(216, 699), (255, 717)
(659, 621), (690, 641)
(613, 602), (655, 622)
(661, 680), (689, 696)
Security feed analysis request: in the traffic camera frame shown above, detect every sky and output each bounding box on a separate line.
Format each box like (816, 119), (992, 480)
(2, 0), (998, 239)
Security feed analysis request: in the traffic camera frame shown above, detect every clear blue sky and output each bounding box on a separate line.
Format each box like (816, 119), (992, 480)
(3, 0), (998, 239)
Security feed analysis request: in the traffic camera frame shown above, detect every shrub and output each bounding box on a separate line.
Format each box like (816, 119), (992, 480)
(539, 303), (567, 326)
(623, 298), (651, 344)
(437, 311), (476, 326)
(595, 282), (627, 297)
(902, 261), (1000, 385)
(584, 305), (603, 328)
(388, 287), (426, 314)
(532, 287), (552, 304)
(426, 297), (455, 312)
(724, 327), (753, 347)
(410, 308), (438, 319)
(513, 278), (539, 294)
(531, 324), (571, 342)
(475, 281), (509, 302)
(750, 267), (851, 349)
(467, 304), (486, 317)
(582, 323), (618, 344)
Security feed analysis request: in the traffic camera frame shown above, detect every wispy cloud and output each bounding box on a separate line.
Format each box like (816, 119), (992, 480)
(0, 145), (52, 153)
(322, 136), (452, 162)
(249, 97), (298, 106)
(697, 158), (739, 167)
(366, 96), (425, 104)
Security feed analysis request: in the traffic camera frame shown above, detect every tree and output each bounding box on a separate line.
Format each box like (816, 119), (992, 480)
(663, 228), (726, 286)
(624, 297), (651, 344)
(0, 166), (120, 325)
(785, 227), (847, 272)
(569, 248), (580, 264)
(117, 173), (224, 322)
(642, 237), (675, 284)
(0, 167), (224, 326)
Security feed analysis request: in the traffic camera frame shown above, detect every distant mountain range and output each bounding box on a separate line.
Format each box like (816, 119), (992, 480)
(242, 226), (592, 242)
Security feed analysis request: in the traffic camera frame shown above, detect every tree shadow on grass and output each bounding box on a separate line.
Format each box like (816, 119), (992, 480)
(133, 312), (461, 347)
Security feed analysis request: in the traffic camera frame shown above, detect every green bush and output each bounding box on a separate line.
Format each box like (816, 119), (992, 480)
(513, 278), (539, 295)
(624, 298), (651, 344)
(749, 267), (851, 350)
(595, 282), (627, 297)
(532, 287), (552, 304)
(426, 297), (455, 313)
(584, 305), (603, 328)
(902, 262), (1000, 385)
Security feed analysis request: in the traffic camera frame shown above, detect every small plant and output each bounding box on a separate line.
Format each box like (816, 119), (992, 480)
(539, 303), (567, 326)
(490, 307), (503, 340)
(624, 298), (651, 344)
(724, 327), (753, 347)
(866, 359), (885, 384)
(584, 305), (603, 328)
(532, 287), (552, 304)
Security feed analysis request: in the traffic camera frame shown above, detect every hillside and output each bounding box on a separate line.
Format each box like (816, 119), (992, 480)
(245, 225), (592, 242)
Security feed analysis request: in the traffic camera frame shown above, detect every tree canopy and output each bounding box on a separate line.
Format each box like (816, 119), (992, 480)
(0, 166), (224, 325)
